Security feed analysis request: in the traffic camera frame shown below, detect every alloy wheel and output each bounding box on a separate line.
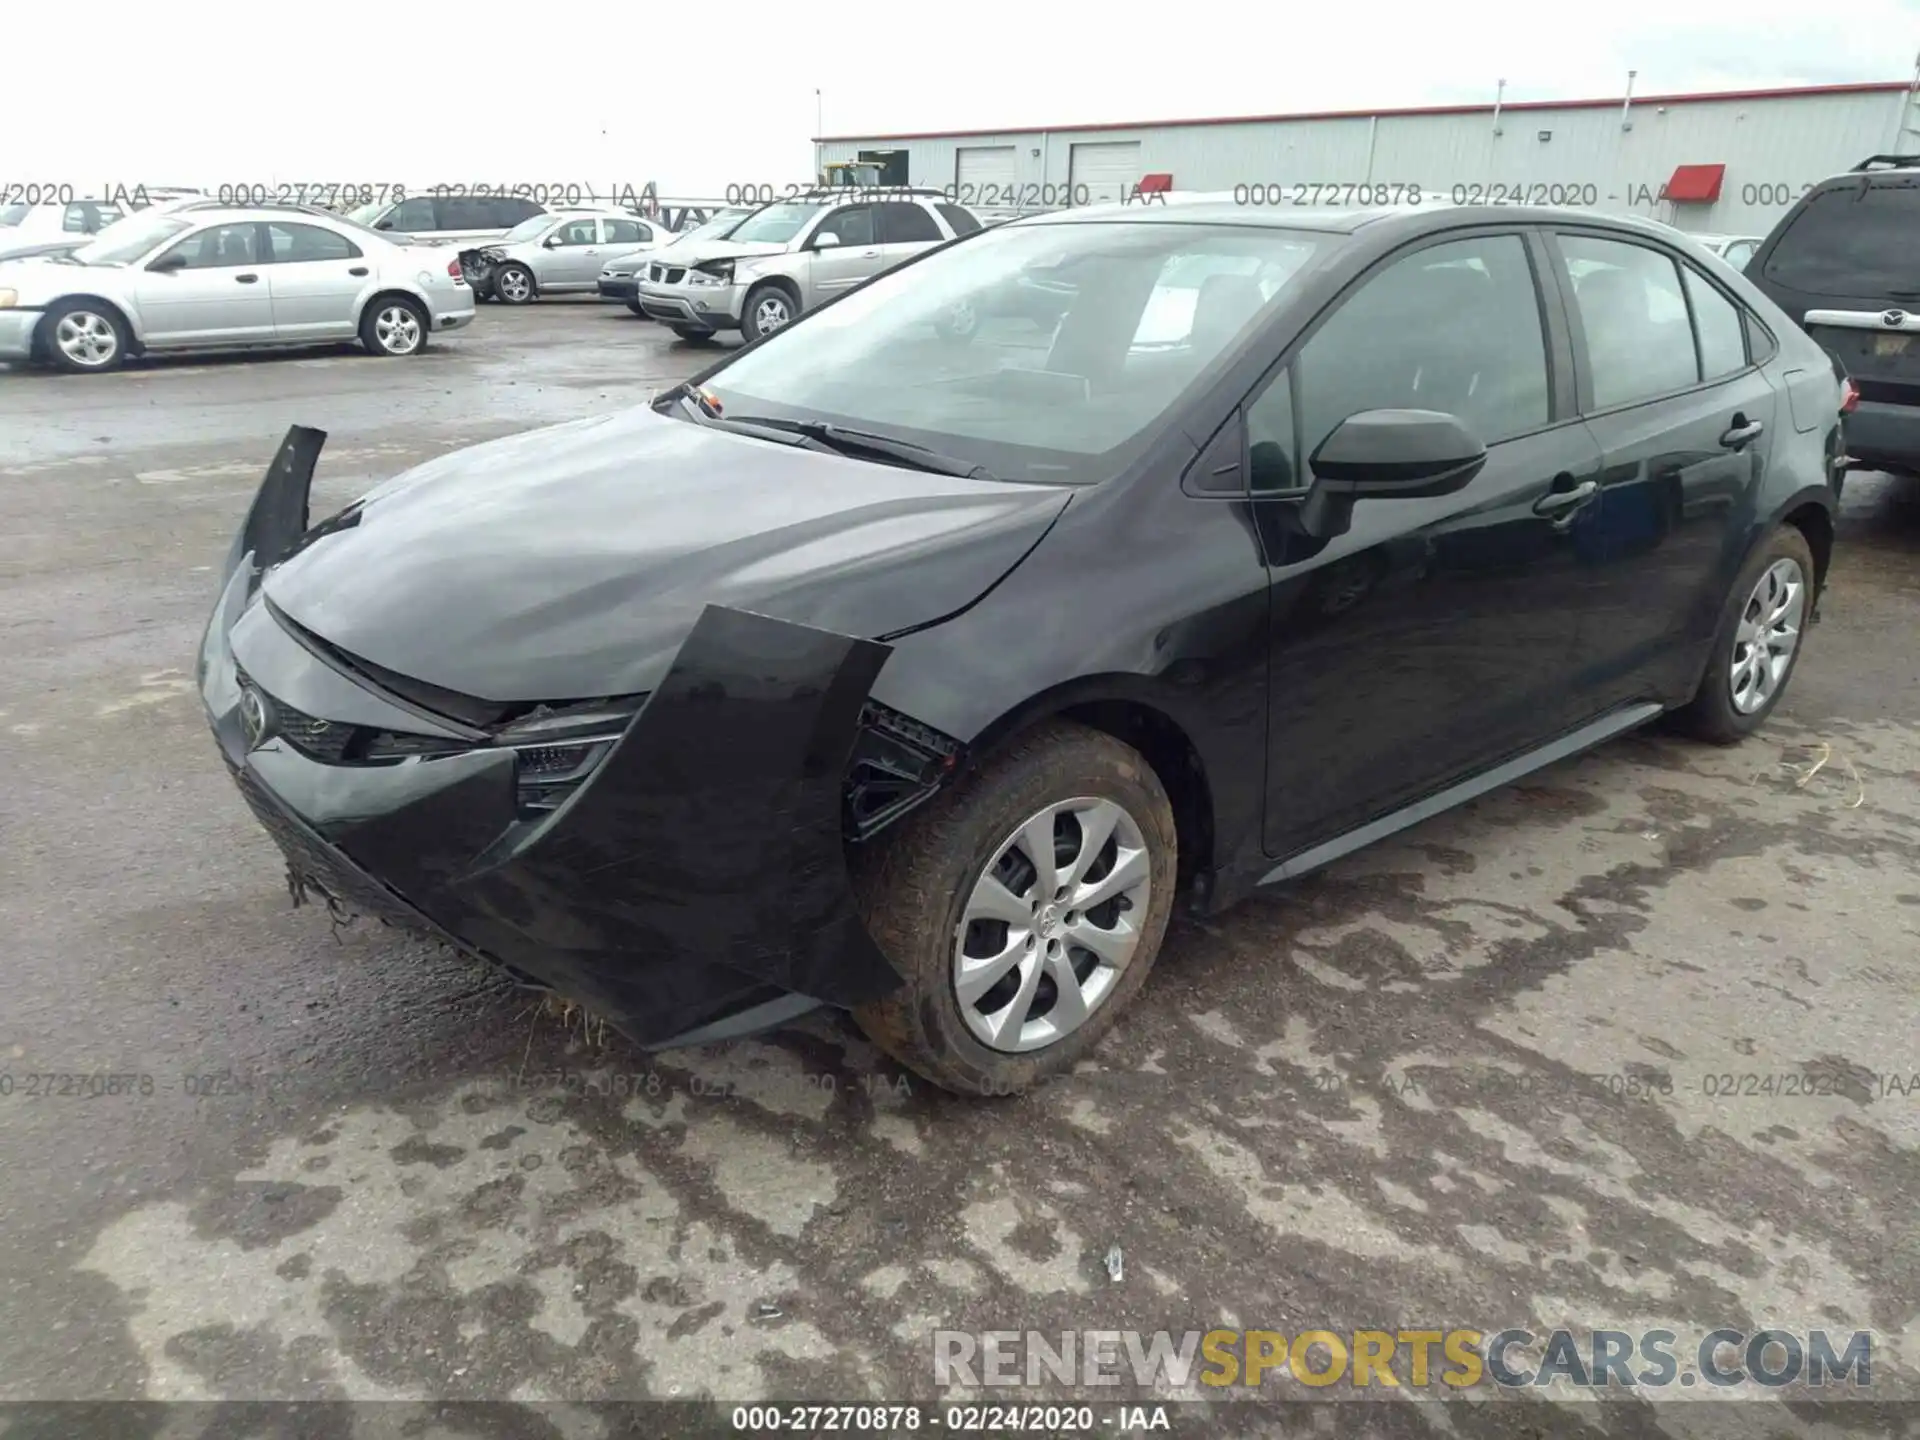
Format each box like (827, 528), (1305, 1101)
(952, 796), (1151, 1053)
(1729, 557), (1805, 714)
(754, 294), (792, 334)
(499, 269), (532, 302)
(54, 311), (119, 368)
(374, 306), (423, 355)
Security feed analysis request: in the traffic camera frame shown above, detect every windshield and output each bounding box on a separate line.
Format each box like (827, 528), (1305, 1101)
(700, 220), (1325, 483)
(344, 201), (387, 226)
(501, 215), (555, 244)
(725, 202), (821, 246)
(669, 211), (749, 247)
(0, 204), (28, 226)
(69, 216), (193, 266)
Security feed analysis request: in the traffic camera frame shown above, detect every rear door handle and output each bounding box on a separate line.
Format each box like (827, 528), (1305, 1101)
(235, 273), (259, 284)
(1534, 478), (1598, 515)
(1720, 417), (1765, 450)
(348, 266), (369, 277)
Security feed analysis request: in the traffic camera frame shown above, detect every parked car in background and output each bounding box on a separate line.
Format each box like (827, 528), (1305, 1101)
(344, 193), (547, 248)
(598, 208), (753, 314)
(0, 207), (473, 374)
(635, 189), (980, 341)
(1691, 234), (1764, 270)
(199, 199), (1838, 1094)
(0, 198), (129, 255)
(460, 209), (658, 304)
(0, 192), (222, 265)
(1746, 154), (1920, 477)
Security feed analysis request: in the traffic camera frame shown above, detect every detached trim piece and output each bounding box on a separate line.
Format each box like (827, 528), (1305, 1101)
(225, 424), (324, 589)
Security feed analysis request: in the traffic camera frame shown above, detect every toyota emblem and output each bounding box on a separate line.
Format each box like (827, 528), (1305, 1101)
(1882, 309), (1908, 328)
(239, 686), (270, 748)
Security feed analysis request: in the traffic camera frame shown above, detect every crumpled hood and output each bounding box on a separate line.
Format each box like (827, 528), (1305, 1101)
(262, 406), (1069, 704)
(654, 238), (790, 266)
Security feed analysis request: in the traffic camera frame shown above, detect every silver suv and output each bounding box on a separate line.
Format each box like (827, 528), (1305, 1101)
(635, 189), (981, 341)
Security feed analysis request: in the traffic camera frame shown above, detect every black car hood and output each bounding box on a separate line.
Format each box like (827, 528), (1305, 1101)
(262, 406), (1070, 703)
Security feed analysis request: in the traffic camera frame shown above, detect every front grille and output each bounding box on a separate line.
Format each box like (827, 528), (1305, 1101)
(649, 263), (686, 284)
(235, 666), (357, 763)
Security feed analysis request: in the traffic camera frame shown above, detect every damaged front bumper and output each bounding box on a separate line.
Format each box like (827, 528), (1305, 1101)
(198, 428), (943, 1049)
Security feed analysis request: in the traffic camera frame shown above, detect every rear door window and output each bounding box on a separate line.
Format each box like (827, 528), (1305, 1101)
(385, 197), (438, 232)
(1560, 235), (1698, 408)
(1762, 183), (1920, 293)
(877, 202), (942, 244)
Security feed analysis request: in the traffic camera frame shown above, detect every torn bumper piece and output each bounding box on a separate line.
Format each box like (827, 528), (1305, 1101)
(200, 428), (907, 1049)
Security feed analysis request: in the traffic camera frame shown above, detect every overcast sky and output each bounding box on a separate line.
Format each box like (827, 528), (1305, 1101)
(16, 1), (1918, 198)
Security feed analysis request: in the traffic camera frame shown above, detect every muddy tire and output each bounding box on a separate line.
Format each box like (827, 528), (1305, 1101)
(851, 720), (1177, 1097)
(1667, 524), (1817, 745)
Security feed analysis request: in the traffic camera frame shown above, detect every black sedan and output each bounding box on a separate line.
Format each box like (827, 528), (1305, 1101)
(199, 200), (1843, 1096)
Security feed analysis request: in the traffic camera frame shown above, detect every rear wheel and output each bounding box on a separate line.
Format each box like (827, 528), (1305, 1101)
(494, 263), (535, 304)
(851, 721), (1177, 1096)
(41, 300), (128, 374)
(1667, 524), (1816, 744)
(359, 297), (429, 357)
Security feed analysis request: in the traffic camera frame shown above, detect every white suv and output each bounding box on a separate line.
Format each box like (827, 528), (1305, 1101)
(635, 189), (981, 341)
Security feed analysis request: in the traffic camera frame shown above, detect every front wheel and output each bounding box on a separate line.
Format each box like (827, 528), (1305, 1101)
(1667, 524), (1817, 744)
(851, 721), (1177, 1096)
(494, 263), (535, 304)
(625, 300), (647, 317)
(41, 300), (129, 374)
(740, 283), (797, 342)
(668, 324), (715, 343)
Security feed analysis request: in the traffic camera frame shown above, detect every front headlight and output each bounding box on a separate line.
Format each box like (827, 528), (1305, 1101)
(0, 289), (16, 309)
(687, 262), (733, 287)
(491, 697), (648, 815)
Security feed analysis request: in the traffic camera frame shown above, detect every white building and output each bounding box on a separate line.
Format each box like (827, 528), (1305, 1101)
(816, 79), (1920, 236)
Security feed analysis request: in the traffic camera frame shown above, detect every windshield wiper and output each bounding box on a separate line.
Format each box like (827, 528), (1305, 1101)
(719, 415), (996, 479)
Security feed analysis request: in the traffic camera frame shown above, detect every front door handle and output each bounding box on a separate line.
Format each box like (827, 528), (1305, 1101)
(235, 273), (259, 284)
(348, 266), (369, 277)
(1720, 416), (1765, 450)
(861, 249), (880, 257)
(1534, 478), (1598, 515)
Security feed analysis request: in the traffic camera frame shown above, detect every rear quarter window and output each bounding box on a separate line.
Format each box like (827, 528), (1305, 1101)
(1763, 182), (1920, 293)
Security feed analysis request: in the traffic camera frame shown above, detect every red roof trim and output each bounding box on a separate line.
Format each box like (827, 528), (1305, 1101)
(1664, 163), (1726, 203)
(814, 80), (1911, 144)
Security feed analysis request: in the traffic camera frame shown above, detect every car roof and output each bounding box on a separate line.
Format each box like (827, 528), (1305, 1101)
(1015, 197), (1691, 243)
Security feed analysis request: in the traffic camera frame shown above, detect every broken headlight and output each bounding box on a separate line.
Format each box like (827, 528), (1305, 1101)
(492, 697), (647, 815)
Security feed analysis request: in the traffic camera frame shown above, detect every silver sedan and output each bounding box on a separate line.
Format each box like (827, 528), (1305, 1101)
(0, 208), (474, 374)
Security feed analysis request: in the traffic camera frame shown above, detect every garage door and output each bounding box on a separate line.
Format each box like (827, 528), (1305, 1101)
(1069, 141), (1142, 205)
(955, 145), (1019, 207)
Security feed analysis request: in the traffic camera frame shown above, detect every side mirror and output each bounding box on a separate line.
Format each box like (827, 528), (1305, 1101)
(148, 252), (188, 272)
(1296, 409), (1486, 539)
(813, 231), (841, 249)
(375, 219), (395, 231)
(544, 234), (565, 248)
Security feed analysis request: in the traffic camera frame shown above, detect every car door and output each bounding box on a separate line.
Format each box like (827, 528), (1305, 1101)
(873, 201), (946, 273)
(1246, 229), (1609, 856)
(803, 204), (882, 301)
(130, 221), (276, 347)
(261, 221), (367, 340)
(1545, 229), (1779, 709)
(542, 217), (604, 287)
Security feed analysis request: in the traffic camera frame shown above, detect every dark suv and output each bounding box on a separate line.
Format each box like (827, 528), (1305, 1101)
(1746, 155), (1920, 476)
